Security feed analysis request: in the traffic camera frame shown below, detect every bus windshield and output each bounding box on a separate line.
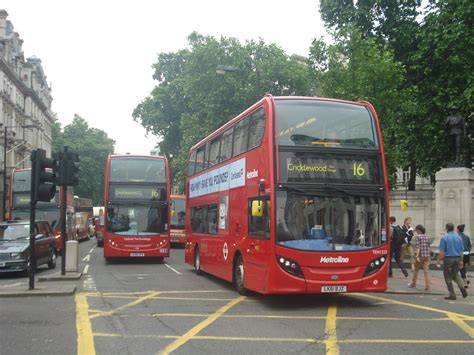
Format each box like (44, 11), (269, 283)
(106, 204), (167, 235)
(110, 157), (166, 183)
(276, 99), (377, 148)
(171, 198), (185, 230)
(275, 190), (386, 251)
(13, 170), (31, 192)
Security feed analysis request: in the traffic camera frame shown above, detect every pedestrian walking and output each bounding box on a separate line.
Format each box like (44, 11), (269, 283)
(457, 224), (472, 289)
(439, 223), (468, 300)
(408, 225), (431, 291)
(388, 216), (409, 278)
(401, 217), (416, 272)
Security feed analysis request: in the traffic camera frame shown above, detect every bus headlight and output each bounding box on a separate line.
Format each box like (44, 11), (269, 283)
(276, 255), (304, 278)
(11, 253), (22, 260)
(364, 256), (387, 276)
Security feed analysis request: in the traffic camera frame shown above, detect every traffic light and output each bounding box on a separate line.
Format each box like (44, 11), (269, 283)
(34, 149), (57, 202)
(55, 150), (80, 186)
(67, 152), (80, 186)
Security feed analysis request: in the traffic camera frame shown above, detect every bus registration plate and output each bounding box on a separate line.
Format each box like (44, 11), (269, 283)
(130, 253), (145, 257)
(321, 285), (347, 293)
(0, 262), (5, 267)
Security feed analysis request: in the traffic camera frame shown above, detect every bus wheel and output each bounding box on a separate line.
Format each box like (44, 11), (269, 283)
(194, 247), (202, 275)
(233, 254), (248, 295)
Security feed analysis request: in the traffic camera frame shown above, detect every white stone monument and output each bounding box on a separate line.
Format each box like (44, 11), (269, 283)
(434, 167), (474, 247)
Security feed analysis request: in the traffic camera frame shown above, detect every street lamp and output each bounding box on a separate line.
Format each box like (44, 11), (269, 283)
(1, 123), (38, 221)
(216, 65), (261, 100)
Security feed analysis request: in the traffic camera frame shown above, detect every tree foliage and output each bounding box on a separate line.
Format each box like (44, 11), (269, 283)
(134, 32), (313, 191)
(52, 115), (115, 205)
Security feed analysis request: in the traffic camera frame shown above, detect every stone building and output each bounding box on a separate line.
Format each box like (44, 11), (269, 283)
(0, 10), (54, 218)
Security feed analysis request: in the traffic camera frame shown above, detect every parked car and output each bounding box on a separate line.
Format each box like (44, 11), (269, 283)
(0, 220), (57, 275)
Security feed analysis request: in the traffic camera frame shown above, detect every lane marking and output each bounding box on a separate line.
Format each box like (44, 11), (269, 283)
(89, 291), (162, 320)
(76, 293), (95, 355)
(1, 282), (26, 288)
(158, 295), (246, 354)
(324, 303), (339, 355)
(94, 332), (179, 339)
(339, 339), (474, 344)
(83, 264), (89, 274)
(164, 263), (181, 275)
(194, 335), (320, 343)
(82, 254), (91, 262)
(89, 247), (95, 254)
(354, 293), (474, 338)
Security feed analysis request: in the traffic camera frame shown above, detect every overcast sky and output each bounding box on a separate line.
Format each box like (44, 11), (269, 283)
(2, 0), (326, 155)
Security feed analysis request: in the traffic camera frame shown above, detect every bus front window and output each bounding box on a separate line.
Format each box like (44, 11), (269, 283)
(106, 205), (168, 235)
(275, 191), (386, 251)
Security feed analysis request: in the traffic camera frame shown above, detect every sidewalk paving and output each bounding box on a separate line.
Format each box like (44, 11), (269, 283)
(386, 269), (448, 295)
(0, 282), (76, 297)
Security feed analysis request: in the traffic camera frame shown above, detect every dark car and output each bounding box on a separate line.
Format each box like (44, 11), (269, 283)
(0, 220), (57, 275)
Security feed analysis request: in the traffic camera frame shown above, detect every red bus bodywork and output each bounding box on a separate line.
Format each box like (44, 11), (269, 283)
(103, 155), (171, 259)
(170, 194), (186, 246)
(185, 96), (390, 294)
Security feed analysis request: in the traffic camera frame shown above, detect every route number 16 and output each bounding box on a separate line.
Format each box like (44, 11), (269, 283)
(353, 162), (366, 177)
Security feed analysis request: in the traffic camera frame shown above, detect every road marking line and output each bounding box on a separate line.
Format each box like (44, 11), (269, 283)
(94, 332), (179, 339)
(89, 291), (162, 320)
(194, 335), (320, 343)
(83, 264), (89, 274)
(82, 254), (90, 262)
(324, 303), (339, 355)
(164, 263), (181, 275)
(339, 339), (474, 344)
(158, 295), (246, 355)
(89, 247), (95, 254)
(76, 293), (95, 355)
(1, 282), (26, 288)
(86, 290), (231, 298)
(354, 293), (474, 338)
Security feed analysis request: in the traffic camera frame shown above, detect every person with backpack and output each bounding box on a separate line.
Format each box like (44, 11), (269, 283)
(388, 216), (409, 278)
(408, 225), (432, 291)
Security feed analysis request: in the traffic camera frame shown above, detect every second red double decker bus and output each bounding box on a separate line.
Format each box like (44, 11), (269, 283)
(103, 155), (170, 261)
(185, 95), (390, 294)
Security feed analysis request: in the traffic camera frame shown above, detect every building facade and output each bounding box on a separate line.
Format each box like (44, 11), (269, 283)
(0, 10), (54, 219)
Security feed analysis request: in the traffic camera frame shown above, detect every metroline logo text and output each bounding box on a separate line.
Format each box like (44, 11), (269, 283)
(320, 256), (350, 263)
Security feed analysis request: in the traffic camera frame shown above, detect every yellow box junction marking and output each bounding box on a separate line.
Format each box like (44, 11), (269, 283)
(324, 303), (339, 355)
(76, 293), (96, 355)
(354, 293), (474, 338)
(158, 295), (246, 354)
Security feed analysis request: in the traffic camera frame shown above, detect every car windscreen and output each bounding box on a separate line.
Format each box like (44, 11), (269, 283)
(0, 224), (30, 241)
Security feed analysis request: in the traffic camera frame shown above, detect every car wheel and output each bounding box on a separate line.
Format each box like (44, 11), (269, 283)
(48, 251), (57, 269)
(194, 246), (202, 275)
(233, 254), (248, 295)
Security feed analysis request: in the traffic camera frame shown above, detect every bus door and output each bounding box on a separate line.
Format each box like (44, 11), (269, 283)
(213, 195), (232, 280)
(243, 196), (271, 291)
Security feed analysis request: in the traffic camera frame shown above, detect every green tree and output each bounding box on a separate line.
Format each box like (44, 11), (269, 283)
(52, 115), (115, 205)
(309, 28), (418, 186)
(134, 32), (313, 191)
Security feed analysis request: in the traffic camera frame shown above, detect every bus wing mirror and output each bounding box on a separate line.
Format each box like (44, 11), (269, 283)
(251, 200), (263, 217)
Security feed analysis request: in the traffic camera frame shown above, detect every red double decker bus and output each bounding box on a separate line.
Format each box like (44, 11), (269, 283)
(185, 96), (390, 294)
(103, 155), (170, 261)
(170, 194), (186, 246)
(9, 168), (75, 251)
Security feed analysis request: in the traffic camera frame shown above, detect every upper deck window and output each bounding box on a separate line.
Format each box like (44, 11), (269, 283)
(110, 157), (166, 183)
(13, 171), (31, 192)
(276, 100), (377, 149)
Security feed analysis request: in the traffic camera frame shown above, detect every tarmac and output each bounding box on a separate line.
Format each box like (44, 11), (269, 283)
(0, 264), (470, 298)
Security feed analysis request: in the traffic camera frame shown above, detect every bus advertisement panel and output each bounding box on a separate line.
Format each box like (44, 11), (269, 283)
(10, 168), (75, 251)
(103, 155), (170, 260)
(185, 96), (389, 295)
(170, 195), (186, 246)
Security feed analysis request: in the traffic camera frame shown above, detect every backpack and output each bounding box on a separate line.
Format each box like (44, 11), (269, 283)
(391, 225), (406, 246)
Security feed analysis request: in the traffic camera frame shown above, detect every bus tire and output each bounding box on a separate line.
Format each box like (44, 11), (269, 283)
(233, 253), (248, 295)
(194, 246), (202, 275)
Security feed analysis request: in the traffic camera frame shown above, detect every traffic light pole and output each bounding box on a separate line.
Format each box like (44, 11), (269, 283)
(60, 184), (67, 276)
(29, 150), (37, 290)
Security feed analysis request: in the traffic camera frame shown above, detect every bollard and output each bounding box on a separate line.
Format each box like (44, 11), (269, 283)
(65, 240), (79, 272)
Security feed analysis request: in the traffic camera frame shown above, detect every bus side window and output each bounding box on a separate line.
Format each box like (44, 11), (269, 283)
(248, 108), (265, 150)
(208, 204), (218, 235)
(248, 197), (270, 239)
(220, 127), (233, 162)
(188, 150), (197, 176)
(233, 117), (250, 157)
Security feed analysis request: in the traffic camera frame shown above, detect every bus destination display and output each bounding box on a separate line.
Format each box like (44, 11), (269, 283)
(110, 186), (164, 201)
